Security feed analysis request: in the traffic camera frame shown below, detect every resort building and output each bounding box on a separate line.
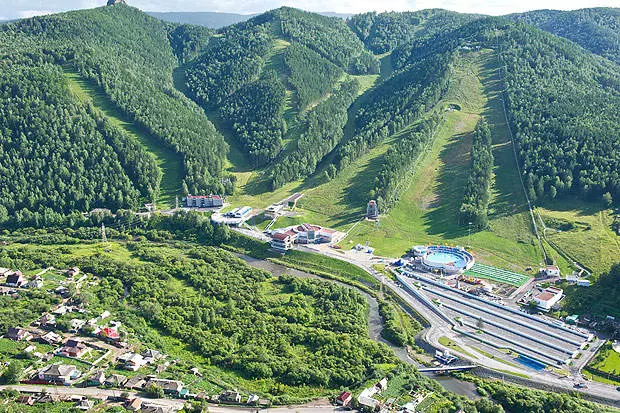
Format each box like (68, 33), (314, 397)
(183, 194), (224, 208)
(533, 286), (564, 311)
(269, 224), (343, 252)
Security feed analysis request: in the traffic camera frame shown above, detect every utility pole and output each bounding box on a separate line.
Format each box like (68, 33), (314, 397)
(468, 222), (472, 249)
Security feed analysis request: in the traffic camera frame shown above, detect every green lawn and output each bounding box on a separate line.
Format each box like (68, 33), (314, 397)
(537, 200), (619, 276)
(587, 342), (620, 381)
(64, 67), (182, 208)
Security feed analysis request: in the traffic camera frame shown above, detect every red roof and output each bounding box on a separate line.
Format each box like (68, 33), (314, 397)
(272, 232), (290, 241)
(546, 265), (559, 270)
(187, 195), (221, 199)
(337, 391), (352, 401)
(99, 327), (120, 339)
(320, 228), (336, 234)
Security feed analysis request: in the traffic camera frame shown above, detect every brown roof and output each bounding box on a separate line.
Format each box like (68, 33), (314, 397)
(272, 232), (290, 241)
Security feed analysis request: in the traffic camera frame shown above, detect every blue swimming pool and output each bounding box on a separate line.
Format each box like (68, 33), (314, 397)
(516, 355), (546, 371)
(426, 252), (466, 267)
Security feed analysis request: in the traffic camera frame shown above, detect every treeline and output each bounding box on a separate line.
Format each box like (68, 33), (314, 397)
(336, 53), (453, 171)
(284, 43), (344, 109)
(499, 23), (620, 204)
(392, 17), (620, 205)
(507, 8), (620, 64)
(348, 10), (480, 54)
(220, 72), (286, 167)
(2, 5), (229, 205)
(270, 80), (359, 189)
(372, 114), (445, 210)
(275, 7), (379, 74)
(459, 119), (493, 228)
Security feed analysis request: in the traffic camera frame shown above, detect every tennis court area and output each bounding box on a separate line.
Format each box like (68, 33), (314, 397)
(464, 263), (530, 286)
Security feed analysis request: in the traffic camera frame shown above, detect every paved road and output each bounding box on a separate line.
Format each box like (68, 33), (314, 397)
(0, 385), (345, 413)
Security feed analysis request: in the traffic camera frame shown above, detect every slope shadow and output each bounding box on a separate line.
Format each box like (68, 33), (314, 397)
(423, 130), (473, 239)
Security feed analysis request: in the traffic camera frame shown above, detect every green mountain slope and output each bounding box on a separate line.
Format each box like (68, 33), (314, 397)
(507, 8), (620, 64)
(348, 9), (480, 54)
(184, 7), (378, 172)
(0, 4), (228, 220)
(394, 17), (620, 205)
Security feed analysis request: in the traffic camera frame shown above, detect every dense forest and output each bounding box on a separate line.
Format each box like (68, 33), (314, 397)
(507, 8), (620, 64)
(459, 119), (494, 228)
(284, 43), (344, 109)
(348, 9), (480, 54)
(184, 8), (377, 168)
(2, 4), (619, 219)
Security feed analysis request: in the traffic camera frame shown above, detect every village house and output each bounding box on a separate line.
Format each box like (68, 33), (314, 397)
(5, 271), (26, 288)
(105, 373), (128, 387)
(40, 331), (62, 345)
(118, 352), (147, 371)
(336, 391), (352, 407)
(67, 267), (80, 277)
(141, 348), (162, 363)
(220, 389), (242, 403)
(70, 318), (87, 332)
(147, 378), (184, 395)
(87, 370), (106, 386)
(124, 375), (148, 390)
(6, 327), (32, 341)
(125, 397), (143, 411)
(59, 338), (89, 358)
(140, 405), (173, 413)
(75, 398), (94, 411)
(37, 313), (56, 329)
(99, 326), (121, 342)
(38, 364), (81, 385)
(27, 276), (43, 289)
(16, 395), (36, 405)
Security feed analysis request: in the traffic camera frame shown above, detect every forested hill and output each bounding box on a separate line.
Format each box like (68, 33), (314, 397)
(347, 9), (481, 54)
(183, 7), (378, 169)
(0, 4), (228, 226)
(396, 17), (620, 205)
(147, 11), (352, 29)
(507, 8), (620, 64)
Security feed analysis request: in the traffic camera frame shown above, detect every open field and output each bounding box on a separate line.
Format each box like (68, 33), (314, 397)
(585, 342), (620, 385)
(64, 68), (182, 208)
(537, 200), (619, 276)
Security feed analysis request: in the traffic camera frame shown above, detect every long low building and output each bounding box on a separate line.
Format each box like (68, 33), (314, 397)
(183, 194), (223, 208)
